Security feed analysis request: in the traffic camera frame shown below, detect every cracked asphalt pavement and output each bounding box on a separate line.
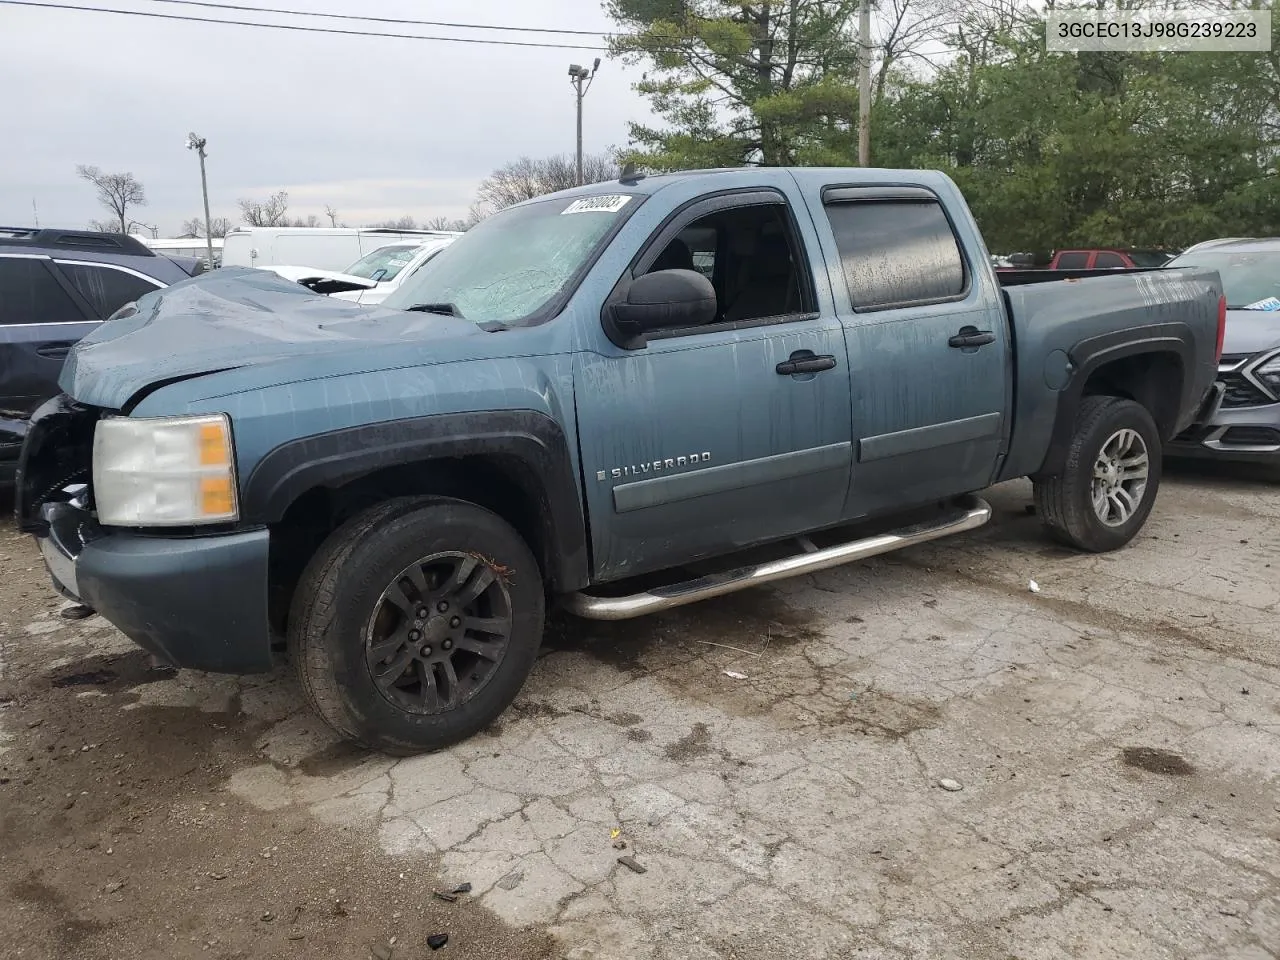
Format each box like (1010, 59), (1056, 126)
(2, 466), (1279, 959)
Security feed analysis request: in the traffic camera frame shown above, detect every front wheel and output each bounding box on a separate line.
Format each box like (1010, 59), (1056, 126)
(288, 497), (545, 754)
(1034, 396), (1162, 553)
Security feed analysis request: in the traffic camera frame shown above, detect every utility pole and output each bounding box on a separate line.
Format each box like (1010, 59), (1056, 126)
(186, 132), (216, 268)
(31, 198), (39, 228)
(568, 58), (601, 185)
(858, 0), (872, 166)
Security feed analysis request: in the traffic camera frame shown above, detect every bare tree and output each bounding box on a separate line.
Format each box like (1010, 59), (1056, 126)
(474, 153), (616, 216)
(423, 214), (474, 231)
(238, 190), (290, 227)
(874, 0), (962, 101)
(181, 216), (230, 238)
(289, 214), (322, 228)
(323, 204), (340, 227)
(370, 215), (419, 229)
(75, 165), (146, 234)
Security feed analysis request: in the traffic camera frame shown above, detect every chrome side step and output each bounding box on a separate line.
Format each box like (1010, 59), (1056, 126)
(562, 495), (992, 621)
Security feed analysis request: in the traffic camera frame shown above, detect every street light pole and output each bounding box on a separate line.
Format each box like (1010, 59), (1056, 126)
(568, 58), (601, 186)
(186, 132), (216, 268)
(858, 1), (872, 166)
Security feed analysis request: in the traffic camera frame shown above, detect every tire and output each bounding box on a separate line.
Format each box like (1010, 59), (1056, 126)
(288, 496), (545, 754)
(1034, 396), (1162, 553)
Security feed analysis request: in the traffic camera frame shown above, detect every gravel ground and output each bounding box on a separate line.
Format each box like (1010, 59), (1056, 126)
(1, 465), (1278, 960)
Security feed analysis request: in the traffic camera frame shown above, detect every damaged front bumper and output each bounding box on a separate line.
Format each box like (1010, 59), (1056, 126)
(37, 501), (275, 673)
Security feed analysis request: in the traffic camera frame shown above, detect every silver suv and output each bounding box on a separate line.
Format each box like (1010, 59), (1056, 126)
(1166, 238), (1280, 465)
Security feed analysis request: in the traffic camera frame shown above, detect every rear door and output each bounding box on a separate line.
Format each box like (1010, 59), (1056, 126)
(794, 180), (1010, 518)
(573, 188), (853, 581)
(0, 255), (101, 452)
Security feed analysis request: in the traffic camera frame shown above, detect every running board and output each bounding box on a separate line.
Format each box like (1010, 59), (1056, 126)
(562, 495), (992, 621)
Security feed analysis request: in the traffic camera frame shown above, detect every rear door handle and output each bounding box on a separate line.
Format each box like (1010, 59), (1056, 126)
(36, 342), (73, 359)
(948, 326), (996, 349)
(777, 351), (837, 375)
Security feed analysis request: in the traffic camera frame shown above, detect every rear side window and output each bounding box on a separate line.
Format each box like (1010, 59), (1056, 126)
(0, 257), (88, 325)
(824, 200), (965, 309)
(1094, 251), (1127, 268)
(1055, 251), (1090, 269)
(58, 262), (160, 320)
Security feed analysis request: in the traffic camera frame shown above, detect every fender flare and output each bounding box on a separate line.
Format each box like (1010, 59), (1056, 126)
(241, 410), (590, 591)
(1037, 323), (1196, 477)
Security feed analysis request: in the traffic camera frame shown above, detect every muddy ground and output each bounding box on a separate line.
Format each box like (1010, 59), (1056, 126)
(1, 466), (1278, 960)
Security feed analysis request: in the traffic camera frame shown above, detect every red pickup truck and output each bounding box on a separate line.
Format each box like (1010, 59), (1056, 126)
(1003, 249), (1174, 270)
(1049, 249), (1173, 269)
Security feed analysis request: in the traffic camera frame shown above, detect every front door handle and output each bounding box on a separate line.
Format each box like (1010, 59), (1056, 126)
(35, 342), (73, 359)
(777, 351), (837, 376)
(948, 326), (996, 349)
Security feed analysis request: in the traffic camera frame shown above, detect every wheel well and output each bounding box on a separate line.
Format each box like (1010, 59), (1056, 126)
(266, 456), (560, 637)
(1080, 351), (1183, 439)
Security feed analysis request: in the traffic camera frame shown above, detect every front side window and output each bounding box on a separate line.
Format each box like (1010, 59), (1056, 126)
(382, 193), (638, 326)
(1094, 252), (1127, 269)
(1166, 249), (1280, 308)
(824, 200), (965, 309)
(0, 257), (88, 325)
(345, 244), (420, 281)
(1055, 251), (1090, 269)
(57, 262), (160, 320)
(643, 204), (809, 326)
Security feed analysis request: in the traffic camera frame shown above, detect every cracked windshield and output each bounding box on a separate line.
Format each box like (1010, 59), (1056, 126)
(381, 195), (633, 324)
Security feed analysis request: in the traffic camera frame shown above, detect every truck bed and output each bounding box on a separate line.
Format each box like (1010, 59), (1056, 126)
(996, 265), (1223, 482)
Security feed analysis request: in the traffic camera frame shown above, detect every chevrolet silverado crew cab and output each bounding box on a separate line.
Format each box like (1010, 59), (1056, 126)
(16, 168), (1225, 753)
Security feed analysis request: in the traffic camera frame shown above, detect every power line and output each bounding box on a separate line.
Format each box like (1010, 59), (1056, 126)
(0, 0), (613, 49)
(144, 0), (612, 37)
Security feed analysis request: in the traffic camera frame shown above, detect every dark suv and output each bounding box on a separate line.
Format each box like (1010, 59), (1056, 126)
(0, 228), (199, 481)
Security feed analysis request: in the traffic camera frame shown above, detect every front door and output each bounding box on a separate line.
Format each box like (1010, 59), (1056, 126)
(574, 191), (853, 582)
(798, 182), (1011, 518)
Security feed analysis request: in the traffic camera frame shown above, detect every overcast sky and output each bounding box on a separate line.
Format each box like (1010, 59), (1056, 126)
(2, 0), (654, 235)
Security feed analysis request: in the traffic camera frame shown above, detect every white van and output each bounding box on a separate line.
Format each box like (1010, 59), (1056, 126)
(221, 227), (460, 272)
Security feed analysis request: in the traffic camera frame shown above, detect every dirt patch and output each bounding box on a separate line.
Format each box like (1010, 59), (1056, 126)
(845, 690), (943, 740)
(607, 711), (642, 727)
(1122, 747), (1196, 776)
(509, 700), (566, 720)
(47, 651), (176, 692)
(625, 728), (653, 743)
(663, 722), (713, 761)
(0, 567), (558, 960)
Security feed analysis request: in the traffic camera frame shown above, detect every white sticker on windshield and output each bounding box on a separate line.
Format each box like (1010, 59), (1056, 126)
(1242, 296), (1280, 311)
(562, 195), (632, 215)
(387, 259), (410, 267)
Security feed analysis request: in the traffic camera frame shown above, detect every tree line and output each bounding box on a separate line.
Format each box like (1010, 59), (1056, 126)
(608, 0), (1280, 253)
(70, 1), (1280, 254)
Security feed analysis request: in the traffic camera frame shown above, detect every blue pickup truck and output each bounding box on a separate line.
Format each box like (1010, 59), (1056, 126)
(17, 167), (1224, 753)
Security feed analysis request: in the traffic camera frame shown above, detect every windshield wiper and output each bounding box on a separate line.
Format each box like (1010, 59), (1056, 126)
(404, 301), (464, 318)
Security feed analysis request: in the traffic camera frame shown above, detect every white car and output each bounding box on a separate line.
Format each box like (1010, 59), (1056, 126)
(263, 237), (456, 305)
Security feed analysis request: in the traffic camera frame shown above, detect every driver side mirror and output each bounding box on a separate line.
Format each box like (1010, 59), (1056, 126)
(605, 269), (717, 349)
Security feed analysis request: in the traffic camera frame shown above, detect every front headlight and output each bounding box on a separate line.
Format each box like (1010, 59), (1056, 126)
(93, 414), (239, 526)
(1254, 351), (1280, 396)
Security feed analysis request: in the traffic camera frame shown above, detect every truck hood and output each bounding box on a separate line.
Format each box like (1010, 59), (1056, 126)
(61, 267), (484, 410)
(1224, 308), (1280, 357)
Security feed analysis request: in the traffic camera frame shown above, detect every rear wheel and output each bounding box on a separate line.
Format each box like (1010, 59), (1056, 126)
(1034, 396), (1162, 552)
(288, 497), (545, 754)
